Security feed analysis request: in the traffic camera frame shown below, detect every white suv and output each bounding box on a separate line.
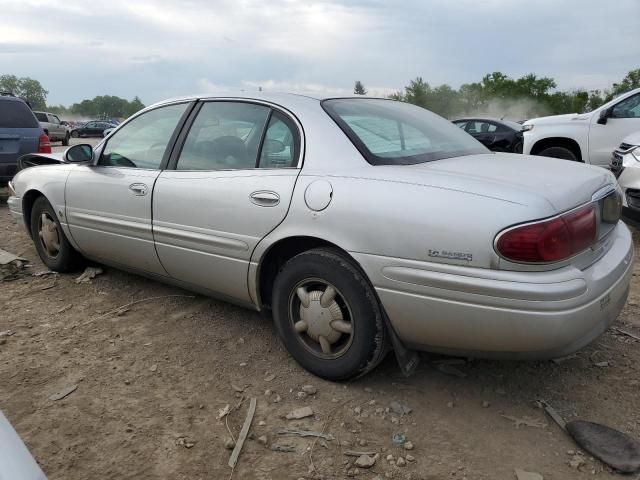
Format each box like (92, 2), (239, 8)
(523, 88), (640, 167)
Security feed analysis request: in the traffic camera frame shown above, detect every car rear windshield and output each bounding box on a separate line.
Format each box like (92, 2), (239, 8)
(0, 100), (39, 128)
(322, 98), (488, 165)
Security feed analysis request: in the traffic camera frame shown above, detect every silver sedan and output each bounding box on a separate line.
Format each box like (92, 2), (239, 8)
(7, 93), (634, 380)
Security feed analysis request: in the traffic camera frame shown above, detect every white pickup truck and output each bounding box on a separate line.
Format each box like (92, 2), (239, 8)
(523, 88), (640, 166)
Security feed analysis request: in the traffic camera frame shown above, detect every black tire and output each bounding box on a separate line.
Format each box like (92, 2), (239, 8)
(513, 141), (523, 154)
(71, 130), (79, 138)
(30, 196), (83, 272)
(272, 248), (389, 381)
(62, 133), (70, 146)
(538, 146), (578, 161)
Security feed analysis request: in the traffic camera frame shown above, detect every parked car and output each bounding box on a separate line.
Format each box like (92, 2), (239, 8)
(610, 131), (640, 224)
(523, 88), (640, 166)
(0, 93), (51, 185)
(70, 121), (114, 138)
(7, 93), (633, 380)
(452, 118), (524, 153)
(33, 111), (70, 146)
(0, 411), (47, 480)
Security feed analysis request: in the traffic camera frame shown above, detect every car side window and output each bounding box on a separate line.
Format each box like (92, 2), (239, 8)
(467, 121), (497, 133)
(85, 122), (95, 128)
(453, 121), (467, 130)
(258, 111), (299, 168)
(611, 94), (640, 119)
(100, 103), (188, 169)
(177, 102), (270, 170)
(35, 112), (47, 122)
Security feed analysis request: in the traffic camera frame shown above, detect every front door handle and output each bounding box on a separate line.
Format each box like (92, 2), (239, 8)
(250, 191), (280, 207)
(129, 183), (148, 196)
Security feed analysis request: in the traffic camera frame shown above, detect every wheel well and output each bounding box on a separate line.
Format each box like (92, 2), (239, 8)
(530, 137), (583, 162)
(257, 236), (355, 309)
(21, 190), (44, 238)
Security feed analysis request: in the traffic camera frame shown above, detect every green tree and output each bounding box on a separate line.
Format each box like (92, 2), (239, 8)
(70, 95), (145, 119)
(0, 74), (48, 110)
(609, 68), (640, 99)
(353, 81), (367, 95)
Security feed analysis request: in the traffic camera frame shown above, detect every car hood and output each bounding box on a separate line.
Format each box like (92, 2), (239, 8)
(524, 113), (588, 126)
(622, 131), (640, 147)
(17, 152), (65, 170)
(381, 153), (614, 214)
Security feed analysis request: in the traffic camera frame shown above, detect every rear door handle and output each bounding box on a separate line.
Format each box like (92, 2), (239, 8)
(250, 191), (280, 207)
(129, 183), (148, 196)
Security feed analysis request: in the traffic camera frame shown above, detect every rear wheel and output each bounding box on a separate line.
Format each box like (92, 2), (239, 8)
(538, 146), (578, 161)
(30, 197), (82, 272)
(71, 130), (79, 138)
(272, 248), (388, 380)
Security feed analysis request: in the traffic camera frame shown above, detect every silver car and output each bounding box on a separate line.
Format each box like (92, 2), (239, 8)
(7, 93), (634, 380)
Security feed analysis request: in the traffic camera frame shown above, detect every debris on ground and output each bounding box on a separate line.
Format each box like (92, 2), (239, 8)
(403, 441), (414, 450)
(228, 397), (256, 468)
(437, 364), (467, 378)
(217, 404), (231, 420)
(0, 248), (27, 281)
(354, 453), (377, 468)
(344, 450), (377, 457)
(390, 400), (411, 416)
(285, 406), (314, 420)
(501, 415), (547, 429)
(48, 384), (78, 401)
(396, 456), (407, 467)
(149, 364), (158, 372)
(270, 444), (295, 453)
(257, 435), (268, 446)
(75, 266), (103, 284)
(613, 326), (640, 341)
(391, 433), (407, 446)
(176, 437), (196, 448)
(515, 468), (544, 480)
(264, 373), (276, 382)
(301, 385), (317, 395)
(277, 428), (334, 440)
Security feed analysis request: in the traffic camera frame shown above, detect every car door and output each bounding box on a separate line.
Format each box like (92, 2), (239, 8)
(152, 100), (302, 302)
(589, 93), (640, 166)
(65, 102), (192, 275)
(47, 114), (63, 138)
(466, 121), (497, 149)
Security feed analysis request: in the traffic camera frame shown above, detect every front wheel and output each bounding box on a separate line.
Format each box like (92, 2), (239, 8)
(538, 146), (578, 161)
(30, 197), (83, 272)
(272, 248), (388, 381)
(70, 130), (79, 138)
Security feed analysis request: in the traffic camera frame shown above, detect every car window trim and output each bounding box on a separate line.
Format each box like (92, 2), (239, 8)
(167, 99), (304, 172)
(96, 100), (196, 170)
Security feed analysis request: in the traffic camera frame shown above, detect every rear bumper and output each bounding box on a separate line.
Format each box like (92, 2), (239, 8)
(353, 222), (634, 359)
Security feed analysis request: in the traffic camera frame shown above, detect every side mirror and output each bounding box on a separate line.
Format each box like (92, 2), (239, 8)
(64, 144), (94, 163)
(597, 108), (612, 125)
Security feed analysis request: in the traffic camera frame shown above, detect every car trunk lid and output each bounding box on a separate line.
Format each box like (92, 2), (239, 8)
(408, 153), (614, 213)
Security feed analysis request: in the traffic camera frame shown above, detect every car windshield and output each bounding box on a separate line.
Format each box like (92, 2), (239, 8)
(322, 98), (488, 165)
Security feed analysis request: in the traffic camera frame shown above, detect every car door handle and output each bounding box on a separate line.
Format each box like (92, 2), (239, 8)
(129, 183), (148, 196)
(250, 191), (280, 207)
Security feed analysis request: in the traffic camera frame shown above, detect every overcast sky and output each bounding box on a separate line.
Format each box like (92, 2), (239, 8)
(1, 0), (638, 106)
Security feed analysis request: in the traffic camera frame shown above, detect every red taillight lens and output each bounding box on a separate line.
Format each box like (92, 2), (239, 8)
(38, 133), (52, 153)
(496, 204), (597, 263)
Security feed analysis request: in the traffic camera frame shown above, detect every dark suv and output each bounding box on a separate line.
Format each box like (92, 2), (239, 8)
(0, 93), (50, 185)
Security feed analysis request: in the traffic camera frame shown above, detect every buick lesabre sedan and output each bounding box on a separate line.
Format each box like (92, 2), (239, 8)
(7, 93), (634, 380)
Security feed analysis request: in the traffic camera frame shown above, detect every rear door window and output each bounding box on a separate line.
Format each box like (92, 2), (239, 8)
(258, 111), (299, 168)
(176, 102), (270, 170)
(0, 101), (39, 128)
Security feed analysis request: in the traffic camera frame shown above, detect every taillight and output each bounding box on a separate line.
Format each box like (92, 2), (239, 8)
(496, 204), (597, 263)
(38, 133), (52, 153)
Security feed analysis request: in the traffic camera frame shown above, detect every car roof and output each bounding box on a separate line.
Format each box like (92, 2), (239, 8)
(148, 91), (390, 111)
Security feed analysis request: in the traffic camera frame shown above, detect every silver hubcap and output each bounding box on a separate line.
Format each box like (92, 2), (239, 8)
(289, 279), (354, 359)
(38, 213), (60, 258)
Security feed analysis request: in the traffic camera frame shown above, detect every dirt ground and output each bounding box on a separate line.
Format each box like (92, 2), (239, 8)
(1, 166), (640, 479)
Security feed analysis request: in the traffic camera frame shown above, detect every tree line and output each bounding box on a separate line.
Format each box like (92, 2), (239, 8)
(0, 74), (145, 119)
(353, 68), (640, 119)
